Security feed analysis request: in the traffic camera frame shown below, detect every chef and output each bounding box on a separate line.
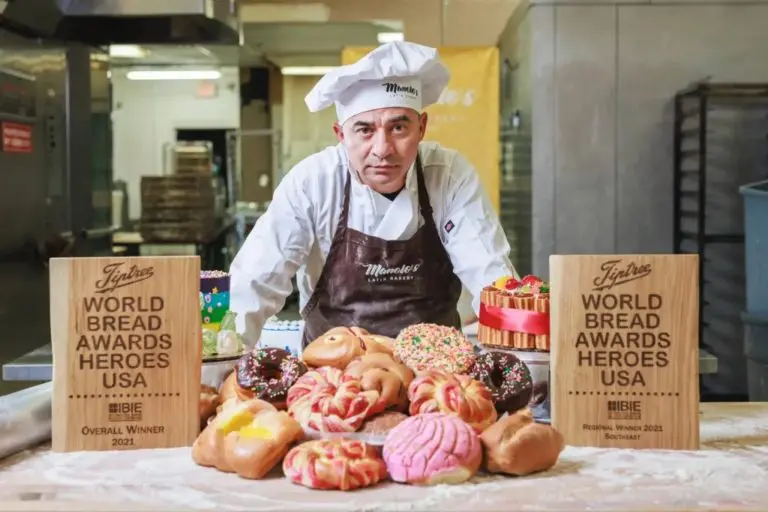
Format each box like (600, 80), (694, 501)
(231, 41), (517, 348)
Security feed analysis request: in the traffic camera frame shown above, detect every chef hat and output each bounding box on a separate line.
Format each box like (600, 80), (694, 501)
(304, 41), (450, 125)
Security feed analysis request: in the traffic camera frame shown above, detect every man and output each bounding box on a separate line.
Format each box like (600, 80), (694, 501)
(231, 41), (516, 348)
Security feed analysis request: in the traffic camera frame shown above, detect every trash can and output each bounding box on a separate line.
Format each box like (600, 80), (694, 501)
(739, 179), (768, 315)
(742, 312), (768, 401)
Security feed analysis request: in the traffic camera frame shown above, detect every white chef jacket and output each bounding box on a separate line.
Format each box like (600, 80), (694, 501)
(230, 141), (516, 344)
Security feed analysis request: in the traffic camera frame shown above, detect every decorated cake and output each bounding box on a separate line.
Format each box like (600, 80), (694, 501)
(200, 270), (230, 332)
(478, 275), (551, 351)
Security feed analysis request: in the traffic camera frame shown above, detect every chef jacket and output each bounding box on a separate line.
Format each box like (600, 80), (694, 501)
(230, 141), (516, 344)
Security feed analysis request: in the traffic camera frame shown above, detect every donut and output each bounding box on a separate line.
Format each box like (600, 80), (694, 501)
(286, 366), (381, 432)
(383, 413), (482, 485)
(225, 348), (308, 408)
(468, 351), (533, 414)
(408, 370), (497, 433)
(199, 385), (220, 430)
(394, 323), (476, 374)
(283, 439), (387, 491)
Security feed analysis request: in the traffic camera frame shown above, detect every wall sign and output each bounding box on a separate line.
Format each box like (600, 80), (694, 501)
(550, 254), (700, 450)
(2, 122), (33, 153)
(50, 256), (201, 452)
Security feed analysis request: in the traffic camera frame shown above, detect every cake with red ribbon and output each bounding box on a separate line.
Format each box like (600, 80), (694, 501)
(478, 275), (550, 351)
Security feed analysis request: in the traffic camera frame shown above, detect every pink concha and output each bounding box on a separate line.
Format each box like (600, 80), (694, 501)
(382, 413), (482, 485)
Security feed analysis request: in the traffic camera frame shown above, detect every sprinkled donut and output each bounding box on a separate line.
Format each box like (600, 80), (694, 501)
(235, 347), (308, 408)
(394, 323), (476, 374)
(469, 351), (533, 414)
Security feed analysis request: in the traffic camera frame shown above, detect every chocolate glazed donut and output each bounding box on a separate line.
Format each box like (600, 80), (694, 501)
(469, 351), (533, 414)
(236, 348), (308, 408)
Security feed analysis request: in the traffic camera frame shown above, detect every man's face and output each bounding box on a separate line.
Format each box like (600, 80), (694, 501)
(333, 107), (428, 194)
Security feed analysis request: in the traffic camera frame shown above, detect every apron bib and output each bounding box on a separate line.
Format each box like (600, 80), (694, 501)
(301, 156), (463, 347)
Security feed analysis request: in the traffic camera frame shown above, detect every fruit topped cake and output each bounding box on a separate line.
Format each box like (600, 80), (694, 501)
(478, 275), (551, 351)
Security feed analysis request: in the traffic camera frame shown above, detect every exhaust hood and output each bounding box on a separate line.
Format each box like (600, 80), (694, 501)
(0, 0), (241, 45)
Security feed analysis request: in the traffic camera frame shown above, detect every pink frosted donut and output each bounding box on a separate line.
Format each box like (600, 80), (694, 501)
(382, 413), (482, 485)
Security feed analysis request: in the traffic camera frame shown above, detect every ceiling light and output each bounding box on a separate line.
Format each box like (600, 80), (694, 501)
(109, 45), (146, 58)
(281, 66), (336, 76)
(377, 32), (404, 44)
(126, 70), (222, 81)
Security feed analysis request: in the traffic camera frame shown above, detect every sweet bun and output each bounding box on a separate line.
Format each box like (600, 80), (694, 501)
(408, 370), (498, 433)
(286, 366), (380, 432)
(383, 413), (481, 485)
(221, 409), (303, 479)
(302, 327), (394, 369)
(359, 411), (409, 435)
(283, 438), (388, 491)
(480, 409), (564, 476)
(344, 353), (414, 412)
(192, 398), (277, 471)
(199, 385), (220, 430)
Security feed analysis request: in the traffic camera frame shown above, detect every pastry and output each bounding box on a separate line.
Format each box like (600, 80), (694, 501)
(359, 411), (408, 435)
(393, 323), (476, 374)
(408, 370), (497, 433)
(220, 347), (308, 409)
(302, 326), (394, 369)
(480, 408), (564, 476)
(192, 398), (278, 471)
(344, 353), (414, 412)
(469, 351), (533, 414)
(221, 408), (304, 480)
(287, 366), (381, 432)
(199, 384), (220, 430)
(383, 413), (481, 485)
(283, 439), (387, 491)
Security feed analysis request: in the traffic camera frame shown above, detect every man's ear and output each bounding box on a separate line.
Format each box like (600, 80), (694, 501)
(419, 112), (428, 140)
(332, 122), (344, 143)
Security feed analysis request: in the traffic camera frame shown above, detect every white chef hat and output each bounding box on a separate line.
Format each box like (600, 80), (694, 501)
(304, 41), (450, 125)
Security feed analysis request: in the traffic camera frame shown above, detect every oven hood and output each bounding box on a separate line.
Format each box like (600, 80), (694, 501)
(0, 0), (241, 45)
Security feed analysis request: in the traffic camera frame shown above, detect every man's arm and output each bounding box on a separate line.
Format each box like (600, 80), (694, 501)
(230, 172), (314, 346)
(440, 152), (518, 313)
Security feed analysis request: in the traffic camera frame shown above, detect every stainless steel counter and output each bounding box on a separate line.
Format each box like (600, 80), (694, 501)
(2, 343), (719, 382)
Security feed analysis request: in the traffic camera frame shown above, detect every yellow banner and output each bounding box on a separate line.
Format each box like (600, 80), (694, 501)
(341, 47), (500, 212)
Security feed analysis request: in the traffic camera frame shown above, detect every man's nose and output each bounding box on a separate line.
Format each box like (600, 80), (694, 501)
(371, 130), (394, 159)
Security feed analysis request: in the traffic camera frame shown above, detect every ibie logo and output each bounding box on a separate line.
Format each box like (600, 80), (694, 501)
(108, 402), (143, 422)
(607, 400), (642, 420)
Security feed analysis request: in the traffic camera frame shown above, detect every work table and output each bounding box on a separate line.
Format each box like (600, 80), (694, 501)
(0, 402), (765, 511)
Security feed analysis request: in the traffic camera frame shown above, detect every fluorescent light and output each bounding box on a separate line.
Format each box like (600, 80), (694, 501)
(281, 66), (336, 76)
(109, 45), (146, 58)
(377, 32), (404, 44)
(126, 70), (222, 81)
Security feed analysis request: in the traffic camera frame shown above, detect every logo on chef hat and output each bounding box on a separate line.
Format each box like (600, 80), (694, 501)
(381, 82), (419, 100)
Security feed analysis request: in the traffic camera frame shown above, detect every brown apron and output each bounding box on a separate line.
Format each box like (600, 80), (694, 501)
(301, 156), (463, 347)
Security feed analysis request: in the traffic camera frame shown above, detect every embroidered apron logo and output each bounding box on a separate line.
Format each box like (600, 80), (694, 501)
(363, 262), (423, 283)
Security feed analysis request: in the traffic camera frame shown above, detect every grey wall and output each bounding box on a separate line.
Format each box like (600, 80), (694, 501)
(526, 0), (768, 396)
(531, 0), (768, 277)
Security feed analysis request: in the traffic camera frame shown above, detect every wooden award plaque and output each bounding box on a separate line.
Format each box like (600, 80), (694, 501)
(50, 256), (201, 452)
(550, 255), (700, 450)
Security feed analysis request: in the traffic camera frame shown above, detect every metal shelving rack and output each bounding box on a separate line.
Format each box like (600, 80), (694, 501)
(673, 82), (768, 398)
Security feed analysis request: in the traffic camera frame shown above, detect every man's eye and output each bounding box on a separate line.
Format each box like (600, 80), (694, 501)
(392, 124), (405, 132)
(357, 127), (372, 135)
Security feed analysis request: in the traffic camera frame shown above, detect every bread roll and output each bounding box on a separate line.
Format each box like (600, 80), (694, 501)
(480, 409), (564, 476)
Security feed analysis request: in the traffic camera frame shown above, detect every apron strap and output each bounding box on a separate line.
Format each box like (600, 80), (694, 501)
(414, 154), (437, 225)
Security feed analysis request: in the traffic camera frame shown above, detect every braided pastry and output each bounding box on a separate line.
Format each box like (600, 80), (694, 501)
(287, 366), (380, 432)
(408, 370), (498, 433)
(344, 353), (414, 412)
(302, 327), (394, 369)
(283, 439), (387, 491)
